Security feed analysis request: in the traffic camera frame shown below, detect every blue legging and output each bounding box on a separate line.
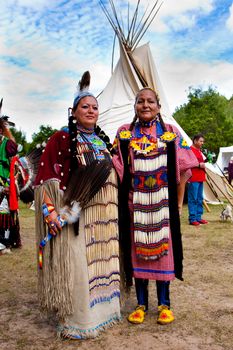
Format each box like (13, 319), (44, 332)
(188, 182), (204, 223)
(135, 278), (170, 311)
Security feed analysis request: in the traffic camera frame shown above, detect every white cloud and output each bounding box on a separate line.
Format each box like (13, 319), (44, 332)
(0, 0), (114, 141)
(0, 29), (113, 141)
(226, 3), (233, 32)
(160, 0), (214, 14)
(166, 13), (196, 31)
(131, 0), (214, 15)
(127, 0), (214, 32)
(10, 0), (56, 10)
(156, 58), (233, 113)
(0, 0), (232, 144)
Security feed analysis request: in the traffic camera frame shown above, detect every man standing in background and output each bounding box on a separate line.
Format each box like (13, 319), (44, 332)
(188, 134), (208, 226)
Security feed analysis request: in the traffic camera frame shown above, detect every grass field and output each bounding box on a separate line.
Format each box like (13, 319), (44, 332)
(0, 202), (233, 350)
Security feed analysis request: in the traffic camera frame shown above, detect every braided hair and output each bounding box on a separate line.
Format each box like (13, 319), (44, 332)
(68, 114), (79, 171)
(94, 125), (113, 154)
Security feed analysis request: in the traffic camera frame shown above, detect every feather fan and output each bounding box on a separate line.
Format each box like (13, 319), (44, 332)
(38, 160), (112, 259)
(63, 160), (112, 207)
(18, 146), (44, 203)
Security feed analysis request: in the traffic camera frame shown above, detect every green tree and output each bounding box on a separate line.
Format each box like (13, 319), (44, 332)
(28, 125), (57, 152)
(10, 128), (30, 154)
(173, 87), (233, 155)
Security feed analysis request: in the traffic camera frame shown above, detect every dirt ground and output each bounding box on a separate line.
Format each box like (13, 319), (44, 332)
(0, 203), (233, 350)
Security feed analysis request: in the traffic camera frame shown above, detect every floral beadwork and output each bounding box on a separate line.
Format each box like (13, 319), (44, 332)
(179, 138), (190, 149)
(119, 130), (132, 140)
(160, 131), (177, 143)
(91, 136), (106, 149)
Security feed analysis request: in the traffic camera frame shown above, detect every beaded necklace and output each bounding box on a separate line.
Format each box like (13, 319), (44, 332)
(130, 117), (164, 155)
(76, 126), (109, 165)
(76, 122), (94, 134)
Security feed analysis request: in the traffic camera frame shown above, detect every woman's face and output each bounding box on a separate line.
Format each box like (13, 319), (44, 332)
(73, 96), (99, 128)
(135, 89), (160, 122)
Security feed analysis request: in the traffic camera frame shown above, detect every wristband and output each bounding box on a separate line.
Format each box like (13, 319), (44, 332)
(42, 203), (55, 216)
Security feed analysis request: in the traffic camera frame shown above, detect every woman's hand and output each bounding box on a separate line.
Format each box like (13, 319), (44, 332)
(45, 210), (62, 236)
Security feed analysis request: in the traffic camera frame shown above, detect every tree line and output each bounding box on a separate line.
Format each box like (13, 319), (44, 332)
(173, 86), (233, 155)
(11, 87), (233, 157)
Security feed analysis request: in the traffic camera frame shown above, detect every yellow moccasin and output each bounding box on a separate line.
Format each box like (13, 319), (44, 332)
(157, 305), (175, 325)
(128, 305), (146, 324)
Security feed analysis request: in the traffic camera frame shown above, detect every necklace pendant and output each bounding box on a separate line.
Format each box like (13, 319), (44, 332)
(131, 135), (157, 155)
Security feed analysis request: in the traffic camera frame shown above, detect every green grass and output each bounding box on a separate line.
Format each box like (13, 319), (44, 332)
(0, 203), (233, 350)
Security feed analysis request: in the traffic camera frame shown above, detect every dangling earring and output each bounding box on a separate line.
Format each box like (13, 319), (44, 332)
(68, 107), (72, 118)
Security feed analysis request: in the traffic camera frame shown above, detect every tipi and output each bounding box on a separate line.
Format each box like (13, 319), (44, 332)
(97, 0), (233, 205)
(98, 0), (191, 144)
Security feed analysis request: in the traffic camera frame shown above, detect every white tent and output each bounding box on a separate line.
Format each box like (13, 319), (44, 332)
(98, 42), (191, 145)
(216, 146), (233, 172)
(98, 0), (192, 143)
(98, 0), (233, 205)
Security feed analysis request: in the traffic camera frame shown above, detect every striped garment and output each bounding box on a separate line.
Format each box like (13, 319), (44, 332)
(132, 140), (170, 260)
(84, 170), (120, 307)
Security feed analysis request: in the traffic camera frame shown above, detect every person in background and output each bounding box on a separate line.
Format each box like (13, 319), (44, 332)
(112, 87), (198, 325)
(228, 156), (233, 185)
(188, 134), (208, 226)
(0, 111), (21, 249)
(34, 72), (121, 340)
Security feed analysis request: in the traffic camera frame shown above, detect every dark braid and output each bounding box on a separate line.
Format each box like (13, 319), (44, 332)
(151, 90), (167, 131)
(68, 115), (78, 171)
(94, 125), (113, 154)
(157, 112), (167, 132)
(129, 115), (138, 131)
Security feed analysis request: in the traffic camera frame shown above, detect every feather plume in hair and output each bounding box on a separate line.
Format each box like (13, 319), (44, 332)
(73, 71), (93, 109)
(77, 71), (90, 94)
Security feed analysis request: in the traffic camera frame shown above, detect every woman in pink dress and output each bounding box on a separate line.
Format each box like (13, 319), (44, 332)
(112, 88), (198, 325)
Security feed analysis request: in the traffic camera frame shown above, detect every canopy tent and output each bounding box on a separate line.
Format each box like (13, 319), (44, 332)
(205, 164), (233, 205)
(216, 146), (233, 172)
(97, 0), (233, 205)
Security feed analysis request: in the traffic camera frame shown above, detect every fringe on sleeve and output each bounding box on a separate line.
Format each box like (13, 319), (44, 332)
(34, 180), (74, 319)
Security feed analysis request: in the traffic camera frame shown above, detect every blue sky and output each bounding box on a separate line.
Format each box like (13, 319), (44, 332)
(0, 0), (233, 141)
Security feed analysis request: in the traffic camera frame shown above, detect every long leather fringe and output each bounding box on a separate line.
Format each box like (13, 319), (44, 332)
(35, 181), (73, 319)
(83, 170), (120, 307)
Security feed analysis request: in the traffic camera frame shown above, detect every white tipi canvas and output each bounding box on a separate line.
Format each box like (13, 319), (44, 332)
(97, 0), (232, 205)
(98, 41), (191, 145)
